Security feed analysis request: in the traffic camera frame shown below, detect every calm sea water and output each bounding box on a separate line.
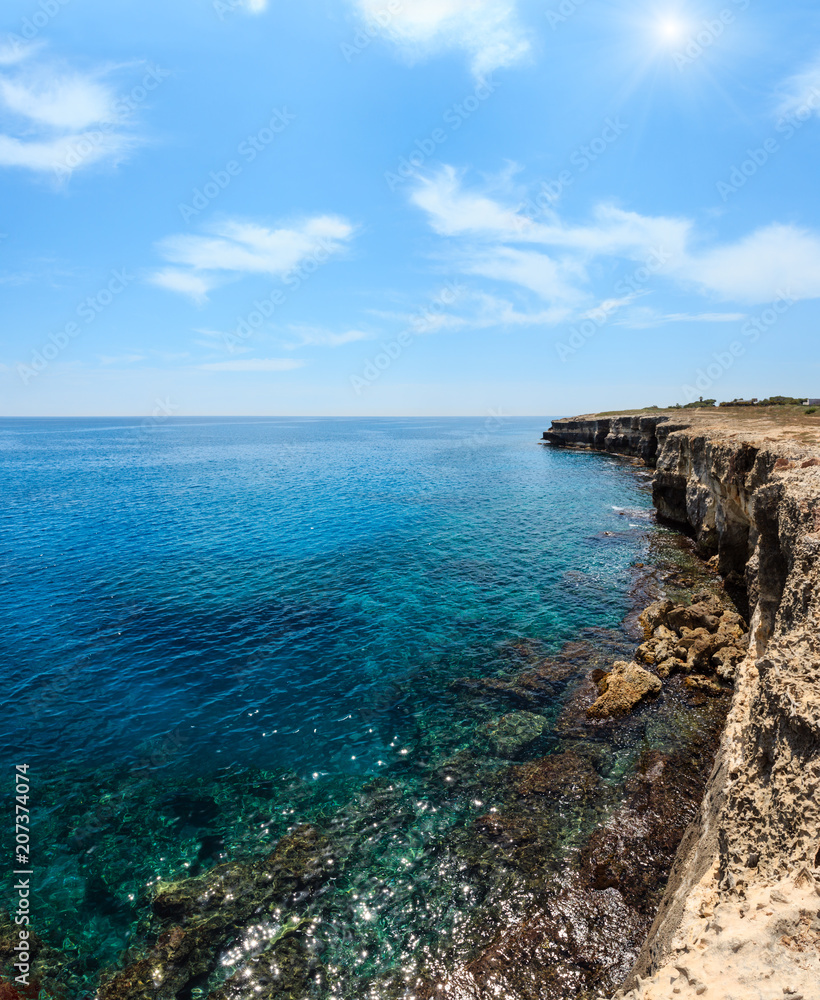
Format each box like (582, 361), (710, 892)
(0, 417), (660, 996)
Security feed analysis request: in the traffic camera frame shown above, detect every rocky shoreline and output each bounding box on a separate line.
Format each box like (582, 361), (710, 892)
(545, 409), (820, 999)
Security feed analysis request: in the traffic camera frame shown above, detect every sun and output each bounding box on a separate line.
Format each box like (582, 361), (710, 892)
(656, 15), (688, 45)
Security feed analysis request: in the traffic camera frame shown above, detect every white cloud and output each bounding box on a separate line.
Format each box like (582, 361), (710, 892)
(0, 132), (133, 174)
(0, 40), (40, 66)
(616, 307), (747, 329)
(192, 327), (253, 353)
(371, 288), (572, 335)
(0, 72), (114, 129)
(98, 354), (146, 365)
(410, 167), (820, 313)
(0, 270), (34, 285)
(412, 166), (524, 236)
(0, 48), (142, 177)
(285, 325), (372, 347)
(464, 246), (586, 306)
(150, 269), (213, 304)
(352, 0), (529, 77)
(455, 291), (572, 328)
(411, 168), (692, 257)
(775, 53), (820, 120)
(151, 216), (356, 301)
(682, 224), (820, 303)
(198, 358), (305, 372)
(245, 0), (269, 10)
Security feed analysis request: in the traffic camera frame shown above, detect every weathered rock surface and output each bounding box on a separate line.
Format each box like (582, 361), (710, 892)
(587, 661), (662, 719)
(545, 409), (820, 998)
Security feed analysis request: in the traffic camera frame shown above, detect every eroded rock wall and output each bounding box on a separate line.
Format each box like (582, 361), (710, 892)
(545, 414), (820, 998)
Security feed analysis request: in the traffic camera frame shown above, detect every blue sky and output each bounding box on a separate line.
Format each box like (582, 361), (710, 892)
(1, 0), (819, 416)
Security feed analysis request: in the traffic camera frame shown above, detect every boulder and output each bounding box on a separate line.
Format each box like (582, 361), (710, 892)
(712, 643), (746, 681)
(635, 640), (657, 665)
(639, 600), (674, 639)
(656, 656), (687, 679)
(586, 661), (662, 720)
(685, 674), (727, 697)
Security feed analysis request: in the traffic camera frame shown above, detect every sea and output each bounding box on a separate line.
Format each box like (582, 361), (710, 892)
(0, 416), (677, 998)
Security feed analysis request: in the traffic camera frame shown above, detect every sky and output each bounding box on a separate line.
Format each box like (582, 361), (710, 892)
(1, 0), (819, 417)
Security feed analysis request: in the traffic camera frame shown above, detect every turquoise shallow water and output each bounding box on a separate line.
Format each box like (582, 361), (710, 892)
(0, 416), (662, 996)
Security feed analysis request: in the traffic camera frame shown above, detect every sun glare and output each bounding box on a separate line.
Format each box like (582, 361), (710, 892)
(657, 16), (687, 44)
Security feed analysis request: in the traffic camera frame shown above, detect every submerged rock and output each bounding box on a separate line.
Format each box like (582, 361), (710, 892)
(586, 661), (662, 720)
(579, 734), (725, 916)
(205, 918), (324, 1000)
(97, 825), (334, 1000)
(452, 640), (603, 710)
(509, 750), (600, 801)
(484, 711), (549, 758)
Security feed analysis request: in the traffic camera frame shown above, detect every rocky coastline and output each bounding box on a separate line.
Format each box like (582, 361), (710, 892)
(545, 409), (820, 998)
(3, 411), (817, 1000)
(3, 445), (746, 1000)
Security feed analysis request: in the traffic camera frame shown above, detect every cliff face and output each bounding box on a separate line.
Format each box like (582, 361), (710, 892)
(545, 413), (820, 999)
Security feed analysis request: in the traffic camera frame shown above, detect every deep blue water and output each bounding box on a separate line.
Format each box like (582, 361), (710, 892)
(0, 417), (653, 777)
(0, 417), (661, 996)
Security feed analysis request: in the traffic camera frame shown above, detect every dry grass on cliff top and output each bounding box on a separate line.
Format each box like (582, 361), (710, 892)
(572, 406), (820, 448)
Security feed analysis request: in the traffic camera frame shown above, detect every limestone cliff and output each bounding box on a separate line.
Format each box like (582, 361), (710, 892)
(545, 410), (820, 999)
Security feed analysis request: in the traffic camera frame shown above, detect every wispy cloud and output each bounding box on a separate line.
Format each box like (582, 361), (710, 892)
(98, 353), (146, 365)
(0, 270), (34, 286)
(198, 358), (305, 372)
(451, 291), (573, 328)
(0, 71), (113, 128)
(352, 0), (529, 78)
(284, 325), (372, 348)
(775, 52), (820, 119)
(410, 167), (820, 313)
(150, 216), (356, 302)
(0, 44), (152, 177)
(0, 40), (41, 67)
(681, 223), (820, 302)
(151, 270), (213, 305)
(616, 307), (747, 329)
